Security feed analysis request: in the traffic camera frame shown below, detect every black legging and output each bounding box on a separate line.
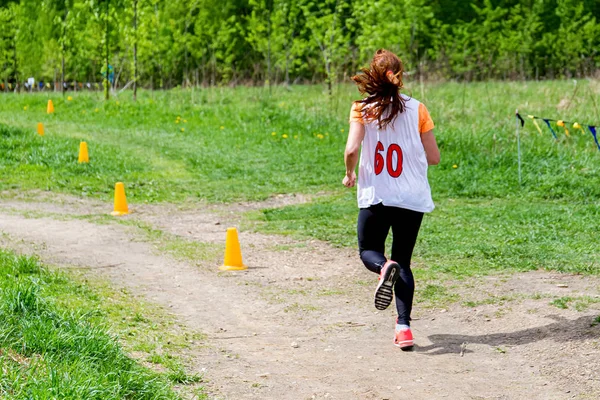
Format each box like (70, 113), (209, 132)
(357, 203), (424, 326)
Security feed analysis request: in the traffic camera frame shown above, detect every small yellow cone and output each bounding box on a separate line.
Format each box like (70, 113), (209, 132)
(78, 141), (89, 163)
(37, 123), (44, 136)
(111, 182), (129, 216)
(47, 100), (54, 114)
(219, 227), (247, 271)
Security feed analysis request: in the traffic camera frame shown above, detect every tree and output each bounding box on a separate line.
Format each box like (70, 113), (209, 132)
(1, 0), (599, 87)
(0, 3), (18, 89)
(271, 0), (303, 86)
(302, 0), (352, 96)
(247, 0), (274, 87)
(354, 0), (435, 76)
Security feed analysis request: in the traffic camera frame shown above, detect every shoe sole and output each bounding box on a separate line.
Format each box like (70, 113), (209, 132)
(374, 263), (399, 310)
(395, 343), (414, 352)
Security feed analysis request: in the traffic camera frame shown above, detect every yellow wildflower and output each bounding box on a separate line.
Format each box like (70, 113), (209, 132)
(183, 119), (187, 123)
(181, 128), (185, 132)
(67, 96), (73, 101)
(282, 134), (288, 139)
(176, 120), (180, 124)
(317, 134), (324, 139)
(453, 164), (458, 169)
(220, 126), (225, 130)
(271, 132), (276, 136)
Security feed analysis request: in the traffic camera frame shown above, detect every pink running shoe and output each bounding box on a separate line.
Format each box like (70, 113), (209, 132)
(394, 325), (414, 350)
(374, 260), (400, 310)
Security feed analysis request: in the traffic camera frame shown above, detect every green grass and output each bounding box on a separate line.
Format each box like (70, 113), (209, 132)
(0, 81), (599, 278)
(0, 249), (204, 399)
(550, 295), (600, 311)
(1, 81), (599, 203)
(0, 87), (355, 202)
(247, 194), (599, 276)
(416, 283), (459, 307)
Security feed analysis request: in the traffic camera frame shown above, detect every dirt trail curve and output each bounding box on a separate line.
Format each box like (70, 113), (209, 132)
(0, 195), (598, 400)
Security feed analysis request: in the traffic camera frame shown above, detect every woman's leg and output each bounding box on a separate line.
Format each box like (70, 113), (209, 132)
(357, 204), (391, 274)
(390, 208), (424, 326)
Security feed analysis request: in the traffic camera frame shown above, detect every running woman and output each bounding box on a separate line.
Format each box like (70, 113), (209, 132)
(343, 49), (440, 350)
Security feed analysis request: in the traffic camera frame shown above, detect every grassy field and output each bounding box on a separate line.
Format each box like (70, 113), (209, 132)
(0, 80), (599, 277)
(0, 249), (205, 399)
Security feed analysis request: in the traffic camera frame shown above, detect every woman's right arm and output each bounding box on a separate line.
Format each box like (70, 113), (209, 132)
(421, 130), (440, 165)
(343, 121), (365, 187)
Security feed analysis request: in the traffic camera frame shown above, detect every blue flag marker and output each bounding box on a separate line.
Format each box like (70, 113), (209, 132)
(588, 126), (600, 151)
(543, 119), (558, 139)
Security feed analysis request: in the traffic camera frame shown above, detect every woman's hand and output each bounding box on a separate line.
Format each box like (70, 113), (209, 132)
(343, 171), (356, 187)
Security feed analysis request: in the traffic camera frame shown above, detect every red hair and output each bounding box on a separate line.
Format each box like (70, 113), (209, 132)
(352, 49), (406, 129)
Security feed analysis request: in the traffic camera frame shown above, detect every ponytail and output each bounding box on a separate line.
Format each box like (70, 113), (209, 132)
(351, 49), (406, 130)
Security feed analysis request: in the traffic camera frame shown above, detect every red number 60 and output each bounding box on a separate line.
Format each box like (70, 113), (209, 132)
(374, 141), (403, 178)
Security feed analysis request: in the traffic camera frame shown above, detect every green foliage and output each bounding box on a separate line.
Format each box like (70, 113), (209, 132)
(0, 3), (18, 83)
(0, 250), (181, 399)
(1, 0), (599, 87)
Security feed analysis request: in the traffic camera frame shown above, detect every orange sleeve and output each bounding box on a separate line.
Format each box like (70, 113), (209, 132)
(349, 102), (364, 125)
(419, 103), (434, 134)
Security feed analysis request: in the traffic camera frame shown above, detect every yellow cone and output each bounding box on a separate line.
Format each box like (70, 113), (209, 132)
(78, 141), (89, 163)
(219, 227), (247, 271)
(47, 100), (54, 114)
(111, 182), (129, 216)
(37, 123), (44, 136)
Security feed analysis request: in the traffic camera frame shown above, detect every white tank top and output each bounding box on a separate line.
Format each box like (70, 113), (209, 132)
(357, 97), (434, 213)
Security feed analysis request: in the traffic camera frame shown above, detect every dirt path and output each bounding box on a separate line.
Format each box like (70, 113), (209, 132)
(0, 195), (598, 400)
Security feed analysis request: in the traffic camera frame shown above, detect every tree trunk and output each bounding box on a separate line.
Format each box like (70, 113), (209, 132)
(62, 5), (67, 97)
(12, 36), (17, 91)
(285, 46), (290, 87)
(105, 0), (110, 100)
(326, 59), (332, 97)
(267, 10), (271, 93)
(184, 20), (189, 87)
(133, 0), (137, 101)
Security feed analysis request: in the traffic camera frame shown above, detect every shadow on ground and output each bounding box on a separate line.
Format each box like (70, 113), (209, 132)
(417, 314), (600, 355)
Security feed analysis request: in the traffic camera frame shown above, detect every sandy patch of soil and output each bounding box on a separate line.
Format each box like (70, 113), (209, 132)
(0, 196), (598, 399)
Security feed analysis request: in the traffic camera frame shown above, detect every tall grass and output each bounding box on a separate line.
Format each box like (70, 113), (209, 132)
(0, 250), (181, 399)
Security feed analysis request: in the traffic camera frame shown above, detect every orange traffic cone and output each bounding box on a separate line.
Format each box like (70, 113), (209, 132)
(111, 182), (129, 216)
(47, 100), (54, 114)
(37, 123), (44, 136)
(219, 227), (247, 271)
(78, 141), (89, 163)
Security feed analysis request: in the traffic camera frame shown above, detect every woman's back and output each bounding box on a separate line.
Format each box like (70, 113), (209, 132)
(352, 96), (435, 212)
